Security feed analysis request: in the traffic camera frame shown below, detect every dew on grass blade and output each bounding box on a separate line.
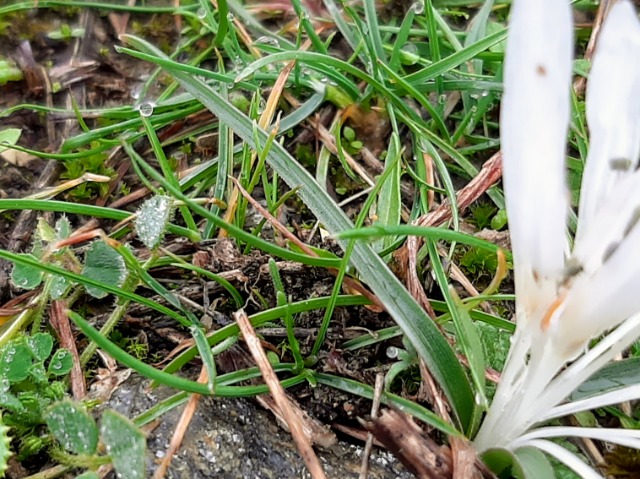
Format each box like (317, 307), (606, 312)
(412, 1), (425, 14)
(386, 346), (400, 359)
(400, 43), (420, 65)
(138, 102), (155, 117)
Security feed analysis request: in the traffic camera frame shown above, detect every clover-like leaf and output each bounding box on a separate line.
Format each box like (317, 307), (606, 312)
(81, 240), (127, 299)
(27, 333), (53, 361)
(0, 388), (23, 413)
(101, 410), (146, 479)
(50, 274), (72, 299)
(45, 401), (99, 455)
(0, 342), (32, 383)
(10, 254), (43, 290)
(47, 349), (73, 376)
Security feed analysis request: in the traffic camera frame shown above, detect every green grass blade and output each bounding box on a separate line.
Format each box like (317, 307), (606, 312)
(0, 249), (189, 325)
(121, 34), (475, 430)
(314, 372), (462, 437)
(404, 28), (507, 84)
(159, 295), (372, 378)
(337, 224), (512, 260)
(191, 325), (217, 393)
(427, 240), (487, 436)
(374, 132), (402, 253)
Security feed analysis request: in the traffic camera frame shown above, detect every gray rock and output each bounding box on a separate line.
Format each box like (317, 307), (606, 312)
(105, 374), (414, 479)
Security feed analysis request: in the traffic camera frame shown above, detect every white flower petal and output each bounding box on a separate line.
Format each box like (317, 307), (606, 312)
(500, 0), (572, 319)
(540, 313), (640, 414)
(577, 0), (640, 234)
(515, 440), (603, 479)
(541, 384), (640, 423)
(572, 170), (640, 277)
(516, 427), (640, 450)
(557, 220), (640, 353)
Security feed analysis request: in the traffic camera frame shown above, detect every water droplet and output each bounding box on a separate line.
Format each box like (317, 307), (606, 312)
(138, 102), (155, 117)
(130, 83), (143, 100)
(255, 36), (280, 47)
(481, 90), (489, 97)
(438, 94), (447, 104)
(412, 1), (425, 14)
(197, 7), (207, 19)
(227, 12), (235, 21)
(400, 43), (420, 65)
(386, 346), (399, 359)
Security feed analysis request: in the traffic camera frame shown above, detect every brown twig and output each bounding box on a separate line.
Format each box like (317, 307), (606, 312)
(359, 373), (384, 479)
(153, 366), (208, 479)
(234, 309), (328, 479)
(401, 151), (503, 317)
(419, 362), (487, 479)
(51, 301), (86, 400)
(362, 407), (452, 479)
(573, 0), (614, 96)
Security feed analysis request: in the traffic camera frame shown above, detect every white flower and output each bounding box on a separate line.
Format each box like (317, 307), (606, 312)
(473, 0), (640, 476)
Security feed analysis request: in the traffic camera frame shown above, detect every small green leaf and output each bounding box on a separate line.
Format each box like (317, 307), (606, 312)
(483, 447), (555, 479)
(135, 195), (173, 249)
(482, 448), (515, 477)
(343, 126), (355, 141)
(11, 254), (44, 290)
(513, 446), (555, 479)
(48, 349), (73, 376)
(0, 389), (23, 413)
(101, 410), (146, 479)
(0, 128), (21, 152)
(55, 217), (72, 240)
(0, 61), (23, 85)
(0, 342), (33, 383)
(50, 274), (72, 299)
(490, 209), (508, 230)
(45, 401), (99, 455)
(27, 333), (54, 361)
(0, 414), (11, 478)
(28, 363), (48, 385)
(82, 240), (127, 299)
